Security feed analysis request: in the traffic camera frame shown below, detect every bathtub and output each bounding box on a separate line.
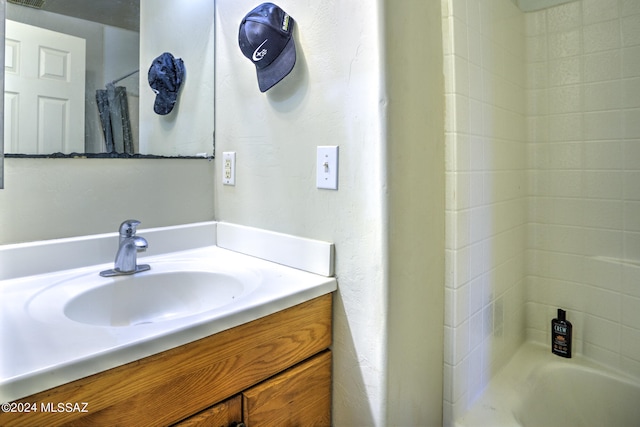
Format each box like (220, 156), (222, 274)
(455, 342), (640, 427)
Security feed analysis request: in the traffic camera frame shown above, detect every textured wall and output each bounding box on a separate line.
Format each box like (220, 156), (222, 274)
(215, 2), (388, 424)
(0, 158), (214, 244)
(215, 1), (445, 425)
(385, 1), (445, 425)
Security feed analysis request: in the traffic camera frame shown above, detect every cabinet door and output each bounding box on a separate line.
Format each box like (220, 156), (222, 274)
(174, 395), (242, 427)
(242, 351), (332, 426)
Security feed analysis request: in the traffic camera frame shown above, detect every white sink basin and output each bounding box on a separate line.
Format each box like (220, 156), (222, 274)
(27, 260), (262, 327)
(65, 271), (249, 327)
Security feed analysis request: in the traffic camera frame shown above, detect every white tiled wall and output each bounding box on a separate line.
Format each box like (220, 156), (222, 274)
(442, 0), (527, 422)
(444, 0), (640, 423)
(526, 0), (640, 379)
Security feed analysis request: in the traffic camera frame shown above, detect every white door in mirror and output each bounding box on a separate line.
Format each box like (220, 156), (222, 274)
(5, 20), (86, 154)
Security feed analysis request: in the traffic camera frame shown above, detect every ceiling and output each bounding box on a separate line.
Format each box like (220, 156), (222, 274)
(12, 0), (140, 32)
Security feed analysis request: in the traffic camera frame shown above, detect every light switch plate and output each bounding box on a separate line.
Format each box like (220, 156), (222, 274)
(223, 152), (236, 186)
(316, 146), (339, 190)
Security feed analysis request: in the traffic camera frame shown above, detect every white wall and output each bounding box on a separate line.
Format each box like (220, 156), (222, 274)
(526, 0), (640, 379)
(215, 2), (387, 424)
(215, 1), (444, 425)
(442, 0), (528, 422)
(385, 2), (445, 424)
(0, 158), (214, 244)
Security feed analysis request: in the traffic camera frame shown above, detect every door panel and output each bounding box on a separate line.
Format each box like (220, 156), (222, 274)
(4, 20), (85, 154)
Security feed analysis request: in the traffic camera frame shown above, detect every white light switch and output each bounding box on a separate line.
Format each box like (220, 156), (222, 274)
(223, 152), (236, 186)
(316, 146), (339, 190)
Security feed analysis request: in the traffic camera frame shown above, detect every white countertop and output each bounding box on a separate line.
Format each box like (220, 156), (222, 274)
(0, 223), (336, 403)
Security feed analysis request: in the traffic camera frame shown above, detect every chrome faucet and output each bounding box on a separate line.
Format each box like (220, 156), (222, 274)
(100, 219), (151, 277)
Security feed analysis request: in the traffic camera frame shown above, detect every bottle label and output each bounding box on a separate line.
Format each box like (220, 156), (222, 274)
(553, 333), (568, 354)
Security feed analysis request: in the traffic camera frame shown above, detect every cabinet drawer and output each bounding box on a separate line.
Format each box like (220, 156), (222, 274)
(173, 395), (242, 427)
(243, 350), (332, 427)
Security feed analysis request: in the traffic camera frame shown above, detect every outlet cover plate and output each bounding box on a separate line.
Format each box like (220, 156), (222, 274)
(223, 152), (236, 186)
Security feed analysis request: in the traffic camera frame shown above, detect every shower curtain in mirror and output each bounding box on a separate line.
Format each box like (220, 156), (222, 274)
(96, 84), (134, 154)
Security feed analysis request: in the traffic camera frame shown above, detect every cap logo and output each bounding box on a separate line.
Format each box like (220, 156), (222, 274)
(282, 14), (290, 31)
(252, 39), (268, 62)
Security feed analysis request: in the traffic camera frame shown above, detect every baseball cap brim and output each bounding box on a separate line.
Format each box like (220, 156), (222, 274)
(154, 92), (179, 115)
(256, 36), (296, 92)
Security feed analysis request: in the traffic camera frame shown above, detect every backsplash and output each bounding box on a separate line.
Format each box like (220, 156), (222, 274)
(0, 222), (217, 280)
(0, 221), (336, 281)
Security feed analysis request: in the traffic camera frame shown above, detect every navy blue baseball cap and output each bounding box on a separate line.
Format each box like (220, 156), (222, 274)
(238, 3), (296, 92)
(148, 52), (185, 115)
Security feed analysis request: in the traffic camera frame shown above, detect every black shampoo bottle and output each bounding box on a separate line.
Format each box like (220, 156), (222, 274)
(551, 308), (572, 358)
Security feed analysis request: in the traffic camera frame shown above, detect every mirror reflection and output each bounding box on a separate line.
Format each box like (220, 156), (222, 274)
(4, 0), (214, 158)
(6, 0), (140, 156)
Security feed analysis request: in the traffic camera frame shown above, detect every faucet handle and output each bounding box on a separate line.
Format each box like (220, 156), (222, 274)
(119, 219), (141, 237)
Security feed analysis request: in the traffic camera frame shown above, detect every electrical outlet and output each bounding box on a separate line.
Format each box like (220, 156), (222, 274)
(223, 152), (236, 186)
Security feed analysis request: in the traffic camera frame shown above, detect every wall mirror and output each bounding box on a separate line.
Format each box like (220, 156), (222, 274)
(3, 0), (215, 159)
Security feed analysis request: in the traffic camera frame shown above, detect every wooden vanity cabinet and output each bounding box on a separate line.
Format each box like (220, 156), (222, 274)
(1, 294), (332, 427)
(178, 350), (331, 427)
